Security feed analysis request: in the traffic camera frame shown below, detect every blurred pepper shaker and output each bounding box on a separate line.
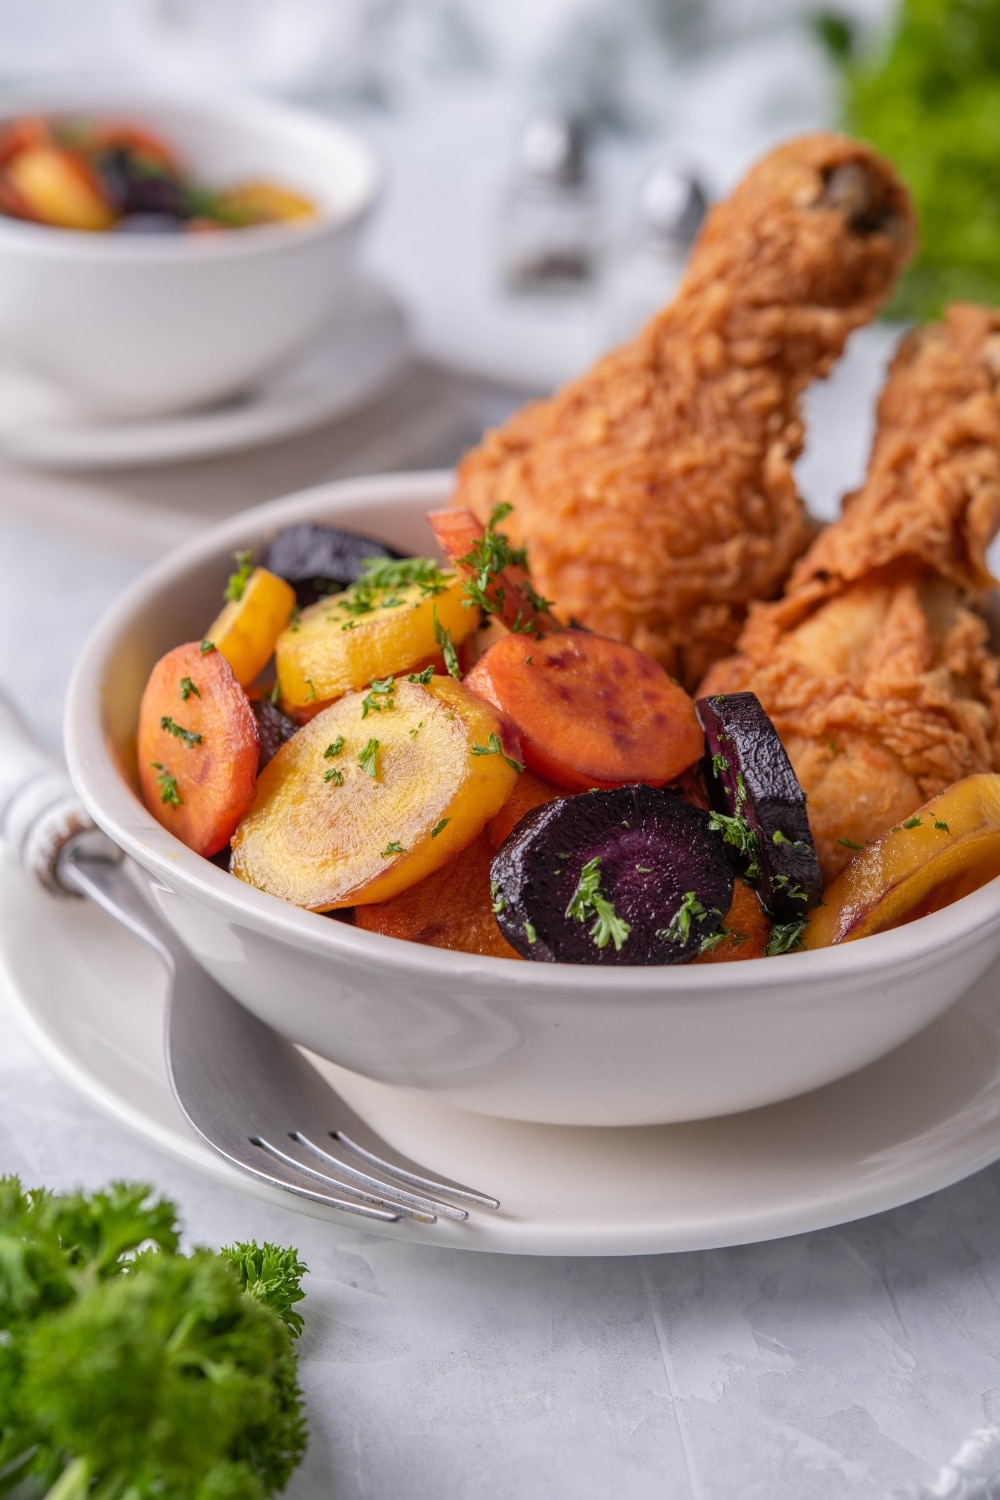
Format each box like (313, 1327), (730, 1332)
(499, 113), (600, 294)
(604, 161), (708, 342)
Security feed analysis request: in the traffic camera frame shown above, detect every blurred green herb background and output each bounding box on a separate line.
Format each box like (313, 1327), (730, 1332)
(820, 0), (1000, 318)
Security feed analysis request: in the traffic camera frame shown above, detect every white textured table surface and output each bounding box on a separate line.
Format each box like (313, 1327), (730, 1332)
(3, 357), (1000, 1500)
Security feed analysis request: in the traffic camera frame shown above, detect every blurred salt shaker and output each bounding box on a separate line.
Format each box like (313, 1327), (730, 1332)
(499, 113), (601, 295)
(604, 161), (707, 342)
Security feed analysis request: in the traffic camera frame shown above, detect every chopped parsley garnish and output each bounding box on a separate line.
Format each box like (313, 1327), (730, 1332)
(934, 819), (951, 833)
(523, 920), (538, 946)
(159, 716), (202, 749)
(525, 655), (534, 666)
(470, 733), (523, 773)
(772, 829), (802, 847)
(565, 857), (631, 952)
(432, 606), (462, 678)
(902, 815), (923, 829)
(381, 841), (406, 857)
(636, 865), (653, 873)
(358, 738), (380, 778)
(735, 771), (748, 809)
(772, 875), (809, 903)
(491, 879), (506, 915)
(199, 639), (215, 655)
(407, 665), (434, 684)
(288, 604), (301, 633)
(409, 721), (424, 739)
(707, 809), (760, 879)
(766, 918), (808, 956)
(430, 818), (450, 839)
(224, 549), (254, 603)
(304, 678), (317, 703)
(659, 890), (711, 947)
(268, 679), (282, 704)
(456, 503), (551, 635)
(323, 736), (344, 758)
(837, 837), (864, 851)
(178, 676), (200, 701)
(699, 927), (732, 955)
(361, 675), (395, 717)
(149, 762), (182, 808)
(329, 557), (451, 628)
(711, 752), (730, 776)
(324, 768), (344, 786)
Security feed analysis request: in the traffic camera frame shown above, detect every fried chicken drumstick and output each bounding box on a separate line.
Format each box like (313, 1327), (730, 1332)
(701, 303), (1000, 880)
(454, 133), (914, 689)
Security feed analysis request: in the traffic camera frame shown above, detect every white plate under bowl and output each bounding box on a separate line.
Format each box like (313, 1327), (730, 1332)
(4, 847), (1000, 1256)
(0, 276), (407, 470)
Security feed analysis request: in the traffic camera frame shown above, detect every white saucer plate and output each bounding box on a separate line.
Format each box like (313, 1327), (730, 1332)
(0, 277), (408, 471)
(4, 849), (1000, 1255)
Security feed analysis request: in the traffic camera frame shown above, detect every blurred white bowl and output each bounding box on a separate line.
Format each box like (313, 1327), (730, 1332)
(0, 88), (379, 417)
(63, 473), (1000, 1127)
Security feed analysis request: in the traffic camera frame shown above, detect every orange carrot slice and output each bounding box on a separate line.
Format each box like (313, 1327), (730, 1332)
(427, 506), (560, 636)
(464, 630), (704, 792)
(486, 769), (563, 848)
(353, 833), (521, 959)
(137, 642), (259, 857)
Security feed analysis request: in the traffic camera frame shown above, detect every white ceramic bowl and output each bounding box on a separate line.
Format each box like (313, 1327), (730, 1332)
(0, 88), (378, 417)
(63, 472), (1000, 1126)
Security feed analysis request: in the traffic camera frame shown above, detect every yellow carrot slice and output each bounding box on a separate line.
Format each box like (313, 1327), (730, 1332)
(804, 773), (1000, 946)
(205, 566), (296, 687)
(231, 676), (521, 909)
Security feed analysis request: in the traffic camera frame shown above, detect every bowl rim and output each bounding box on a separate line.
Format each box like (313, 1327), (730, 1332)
(63, 468), (1000, 997)
(0, 84), (380, 261)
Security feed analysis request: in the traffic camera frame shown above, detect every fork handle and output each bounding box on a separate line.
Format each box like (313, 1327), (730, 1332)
(0, 688), (118, 894)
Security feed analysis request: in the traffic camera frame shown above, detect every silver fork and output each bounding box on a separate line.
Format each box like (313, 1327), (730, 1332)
(0, 690), (499, 1225)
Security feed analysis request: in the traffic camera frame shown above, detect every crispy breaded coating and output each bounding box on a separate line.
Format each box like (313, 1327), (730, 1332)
(454, 133), (914, 689)
(702, 304), (1000, 880)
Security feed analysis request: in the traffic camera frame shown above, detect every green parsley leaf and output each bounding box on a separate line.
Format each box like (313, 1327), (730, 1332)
(565, 856), (631, 952)
(934, 819), (951, 833)
(407, 665), (434, 684)
(766, 918), (808, 956)
(902, 815), (923, 829)
(149, 762), (182, 808)
(268, 679), (282, 704)
(358, 738), (380, 779)
(199, 639), (215, 655)
(409, 721), (424, 739)
(430, 818), (450, 839)
(523, 920), (538, 945)
(304, 678), (318, 703)
(361, 676), (395, 717)
(324, 768), (344, 785)
(708, 809), (761, 879)
(432, 606), (462, 678)
(159, 716), (202, 750)
(658, 890), (711, 947)
(470, 732), (524, 774)
(710, 752), (730, 777)
(381, 841), (406, 857)
(323, 736), (344, 758)
(837, 837), (864, 851)
(178, 676), (200, 701)
(490, 879), (507, 915)
(224, 549), (254, 603)
(772, 874), (809, 903)
(772, 829), (802, 846)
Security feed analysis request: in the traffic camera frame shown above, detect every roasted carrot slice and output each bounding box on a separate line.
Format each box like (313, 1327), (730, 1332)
(354, 833), (521, 959)
(693, 880), (771, 963)
(805, 774), (1000, 946)
(464, 630), (704, 792)
(137, 642), (259, 857)
(486, 769), (563, 848)
(427, 506), (561, 636)
(205, 564), (296, 687)
(231, 676), (521, 910)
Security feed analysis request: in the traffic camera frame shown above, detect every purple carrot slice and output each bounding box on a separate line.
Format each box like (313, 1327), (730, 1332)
(695, 691), (822, 922)
(250, 696), (299, 771)
(264, 524), (403, 606)
(490, 784), (733, 965)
